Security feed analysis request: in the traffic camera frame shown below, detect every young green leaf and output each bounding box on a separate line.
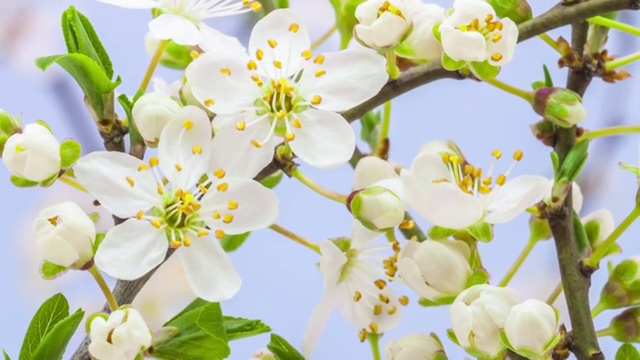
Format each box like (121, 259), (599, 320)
(40, 261), (68, 280)
(223, 316), (271, 341)
(267, 333), (305, 360)
(221, 232), (251, 252)
(616, 343), (640, 360)
(30, 309), (84, 360)
(3, 350), (10, 360)
(62, 6), (114, 78)
(360, 110), (381, 151)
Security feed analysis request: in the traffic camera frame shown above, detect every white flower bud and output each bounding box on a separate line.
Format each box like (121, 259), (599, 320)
(132, 92), (182, 147)
(385, 333), (445, 360)
(354, 0), (413, 51)
(450, 284), (520, 358)
(503, 299), (559, 358)
(399, 1), (444, 61)
(33, 201), (96, 269)
(251, 348), (276, 360)
(398, 239), (472, 301)
(348, 186), (405, 231)
(2, 123), (61, 182)
(88, 307), (152, 360)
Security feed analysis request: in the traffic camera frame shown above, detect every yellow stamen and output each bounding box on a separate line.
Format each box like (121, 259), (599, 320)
(213, 210), (221, 220)
(289, 23), (300, 33)
(369, 322), (379, 333)
(175, 163), (182, 172)
(285, 132), (295, 141)
(492, 149), (502, 159)
(399, 296), (409, 306)
(513, 150), (523, 161)
(373, 305), (382, 316)
(256, 49), (264, 60)
(151, 219), (162, 229)
(291, 118), (302, 128)
(223, 214), (234, 223)
(135, 210), (144, 220)
(215, 229), (225, 239)
(228, 200), (238, 210)
(374, 279), (387, 289)
(236, 121), (246, 131)
(190, 50), (200, 59)
(311, 95), (322, 105)
(137, 164), (149, 171)
(214, 168), (226, 179)
(251, 139), (263, 148)
(301, 50), (312, 60)
(183, 120), (193, 130)
(192, 145), (202, 154)
(220, 67), (232, 76)
(315, 69), (326, 78)
(47, 216), (59, 226)
(217, 182), (229, 192)
(197, 229), (209, 237)
(267, 39), (278, 48)
(313, 55), (325, 64)
(183, 236), (191, 246)
(126, 176), (135, 187)
(497, 174), (506, 186)
(273, 60), (282, 69)
(353, 291), (362, 302)
(204, 98), (214, 107)
(491, 53), (503, 62)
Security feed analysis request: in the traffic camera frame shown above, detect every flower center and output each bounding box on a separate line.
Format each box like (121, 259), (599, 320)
(377, 1), (405, 20)
(459, 14), (505, 62)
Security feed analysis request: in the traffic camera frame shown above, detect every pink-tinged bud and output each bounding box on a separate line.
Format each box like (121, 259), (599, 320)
(532, 87), (586, 128)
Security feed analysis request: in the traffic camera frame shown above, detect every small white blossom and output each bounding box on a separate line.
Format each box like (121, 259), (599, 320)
(503, 299), (559, 359)
(132, 92), (182, 147)
(399, 1), (444, 61)
(33, 201), (95, 269)
(582, 208), (615, 245)
(354, 0), (413, 51)
(385, 333), (445, 360)
(88, 307), (152, 360)
(186, 9), (388, 172)
(439, 0), (518, 66)
(2, 123), (61, 182)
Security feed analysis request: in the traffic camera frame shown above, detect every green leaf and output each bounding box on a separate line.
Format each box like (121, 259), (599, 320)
(427, 226), (457, 239)
(573, 210), (589, 252)
(441, 53), (466, 71)
(3, 350), (11, 360)
(221, 232), (251, 252)
(359, 110), (381, 151)
(153, 301), (230, 360)
(467, 222), (494, 242)
(557, 139), (589, 182)
(62, 6), (113, 78)
(616, 343), (640, 360)
(469, 60), (500, 80)
(40, 261), (68, 280)
(59, 139), (81, 168)
(30, 309), (84, 360)
(36, 54), (120, 119)
(10, 175), (38, 187)
(19, 293), (71, 360)
(223, 316), (271, 341)
(267, 333), (305, 360)
(543, 64), (554, 87)
(117, 94), (143, 145)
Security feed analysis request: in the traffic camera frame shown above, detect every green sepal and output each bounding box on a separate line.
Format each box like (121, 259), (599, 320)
(359, 110), (382, 152)
(260, 170), (284, 189)
(466, 269), (490, 287)
(499, 329), (558, 360)
(3, 350), (10, 360)
(550, 151), (560, 178)
(38, 173), (60, 188)
(275, 0), (289, 8)
(466, 222), (493, 242)
(59, 139), (81, 168)
(469, 60), (500, 80)
(557, 139), (589, 182)
(531, 80), (546, 90)
(267, 333), (305, 360)
(93, 233), (105, 253)
(62, 6), (113, 78)
(40, 261), (69, 280)
(485, 0), (532, 24)
(584, 219), (601, 245)
(432, 22), (442, 42)
(446, 329), (460, 347)
(543, 65), (554, 87)
(36, 54), (121, 120)
(152, 300), (230, 360)
(160, 41), (193, 70)
(221, 232), (251, 252)
(616, 343), (640, 360)
(529, 217), (551, 242)
(427, 226), (457, 239)
(441, 53), (466, 71)
(10, 175), (38, 188)
(573, 210), (589, 253)
(19, 293), (84, 360)
(223, 316), (271, 341)
(117, 94), (144, 146)
(419, 295), (456, 307)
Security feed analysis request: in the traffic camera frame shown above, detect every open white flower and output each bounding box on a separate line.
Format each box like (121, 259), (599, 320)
(74, 106), (278, 302)
(354, 0), (412, 51)
(2, 122), (61, 182)
(399, 1), (444, 61)
(401, 150), (547, 230)
(88, 307), (152, 360)
(186, 9), (388, 170)
(302, 222), (406, 358)
(98, 0), (259, 45)
(132, 92), (182, 147)
(439, 0), (518, 66)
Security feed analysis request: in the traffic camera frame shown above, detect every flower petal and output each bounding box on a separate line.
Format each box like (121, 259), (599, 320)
(74, 152), (159, 218)
(409, 152), (452, 185)
(149, 14), (202, 46)
(249, 9), (310, 79)
(350, 220), (381, 248)
(486, 18), (518, 66)
(180, 236), (241, 301)
(397, 257), (441, 299)
(288, 109), (355, 168)
(198, 23), (246, 55)
(302, 291), (338, 359)
(318, 240), (348, 288)
(200, 177), (278, 234)
(297, 48), (387, 111)
(440, 22), (487, 62)
(353, 156), (397, 189)
(95, 219), (167, 280)
(484, 175), (548, 224)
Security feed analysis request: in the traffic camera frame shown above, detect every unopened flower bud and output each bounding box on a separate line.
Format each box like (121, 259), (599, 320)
(596, 258), (640, 312)
(607, 307), (640, 342)
(145, 33), (193, 70)
(0, 109), (21, 154)
(486, 0), (532, 24)
(348, 186), (405, 231)
(88, 307), (152, 360)
(132, 92), (181, 147)
(33, 201), (96, 269)
(2, 123), (61, 182)
(532, 87), (586, 128)
(398, 239), (472, 302)
(385, 333), (446, 360)
(503, 299), (560, 359)
(582, 209), (615, 251)
(354, 0), (413, 51)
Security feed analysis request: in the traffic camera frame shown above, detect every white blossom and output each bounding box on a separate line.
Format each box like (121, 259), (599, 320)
(503, 299), (559, 358)
(88, 307), (152, 360)
(132, 92), (182, 147)
(400, 1), (444, 61)
(354, 0), (413, 50)
(385, 333), (444, 360)
(2, 123), (61, 182)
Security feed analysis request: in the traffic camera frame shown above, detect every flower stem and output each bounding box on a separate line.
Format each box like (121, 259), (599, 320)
(581, 125), (640, 141)
(498, 236), (538, 287)
(269, 224), (321, 254)
(291, 168), (348, 203)
(588, 16), (640, 36)
(584, 205), (640, 267)
(595, 327), (615, 337)
(539, 33), (562, 54)
(483, 78), (533, 102)
(367, 333), (382, 360)
(375, 100), (392, 157)
(545, 281), (563, 305)
(59, 175), (87, 193)
(606, 50), (640, 70)
(591, 300), (607, 318)
(137, 39), (169, 95)
(311, 24), (337, 50)
(88, 265), (118, 311)
(385, 51), (400, 80)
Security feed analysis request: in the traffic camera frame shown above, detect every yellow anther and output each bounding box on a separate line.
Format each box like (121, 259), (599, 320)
(247, 60), (258, 71)
(183, 236), (191, 247)
(315, 69), (326, 78)
(126, 176), (135, 187)
(369, 322), (379, 333)
(137, 164), (149, 171)
(256, 49), (264, 60)
(47, 216), (59, 226)
(192, 145), (202, 155)
(217, 182), (229, 192)
(250, 1), (261, 11)
(273, 60), (282, 69)
(464, 164), (474, 175)
(267, 39), (278, 48)
(285, 132), (295, 141)
(495, 21), (503, 30)
(373, 304), (382, 316)
(491, 53), (503, 62)
(497, 174), (506, 186)
(213, 210), (221, 220)
(492, 33), (502, 43)
(311, 95), (322, 105)
(235, 121), (246, 131)
(220, 67), (232, 76)
(289, 23), (300, 33)
(157, 183), (165, 195)
(513, 150), (524, 161)
(450, 155), (462, 165)
(492, 149), (502, 159)
(387, 306), (397, 315)
(313, 55), (325, 64)
(251, 139), (263, 148)
(378, 294), (390, 304)
(228, 200), (238, 210)
(151, 219), (162, 229)
(399, 296), (409, 306)
(183, 120), (193, 130)
(483, 176), (492, 185)
(215, 229), (226, 239)
(198, 184), (208, 194)
(374, 279), (387, 290)
(485, 14), (494, 23)
(353, 291), (362, 301)
(276, 109), (286, 119)
(214, 169), (226, 179)
(136, 210), (145, 220)
(301, 49), (312, 60)
(291, 118), (302, 128)
(175, 188), (184, 198)
(175, 163), (183, 172)
(399, 220), (415, 230)
(190, 50), (201, 59)
(170, 240), (181, 248)
(223, 214), (234, 224)
(441, 153), (451, 163)
(197, 229), (209, 237)
(358, 329), (367, 342)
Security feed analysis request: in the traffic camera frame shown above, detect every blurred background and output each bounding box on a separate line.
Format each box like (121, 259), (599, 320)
(1, 0), (639, 358)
